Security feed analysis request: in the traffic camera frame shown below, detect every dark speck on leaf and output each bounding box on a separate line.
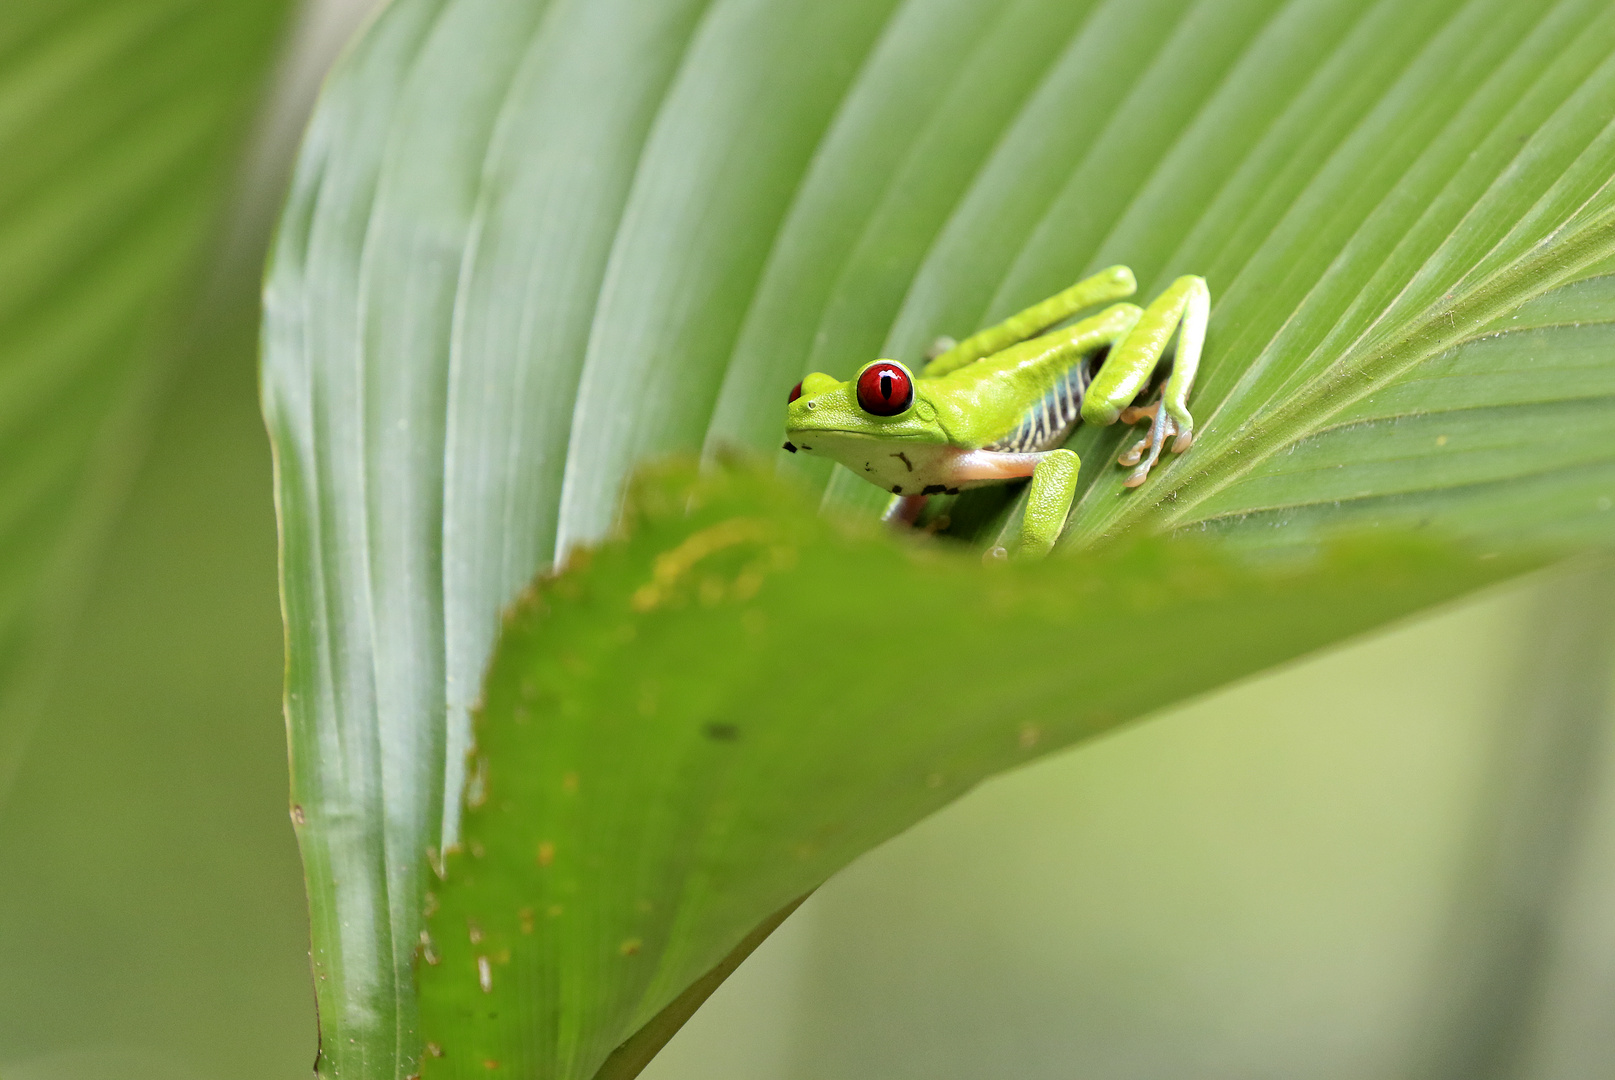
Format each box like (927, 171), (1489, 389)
(704, 722), (740, 742)
(782, 441), (797, 453)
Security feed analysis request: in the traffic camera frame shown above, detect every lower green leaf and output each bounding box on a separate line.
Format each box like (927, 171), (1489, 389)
(418, 457), (1535, 1078)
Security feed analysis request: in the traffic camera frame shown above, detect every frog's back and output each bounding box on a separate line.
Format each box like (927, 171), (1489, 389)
(929, 301), (1139, 453)
(979, 350), (1101, 453)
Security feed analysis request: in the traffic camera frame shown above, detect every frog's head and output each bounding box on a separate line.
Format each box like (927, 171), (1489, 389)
(782, 361), (947, 464)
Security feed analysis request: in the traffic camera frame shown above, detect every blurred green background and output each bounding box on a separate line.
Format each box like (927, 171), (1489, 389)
(2, 2), (1613, 1078)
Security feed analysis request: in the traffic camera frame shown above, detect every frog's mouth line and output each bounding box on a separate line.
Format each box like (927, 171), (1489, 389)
(784, 428), (924, 439)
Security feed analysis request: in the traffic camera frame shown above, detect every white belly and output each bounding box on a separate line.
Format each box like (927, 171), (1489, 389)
(795, 432), (1045, 497)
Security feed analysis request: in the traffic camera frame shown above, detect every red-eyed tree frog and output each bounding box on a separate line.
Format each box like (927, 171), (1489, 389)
(782, 266), (1209, 558)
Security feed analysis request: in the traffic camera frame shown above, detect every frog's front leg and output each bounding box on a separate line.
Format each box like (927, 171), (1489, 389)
(1080, 274), (1209, 487)
(1018, 449), (1081, 557)
(948, 448), (1081, 559)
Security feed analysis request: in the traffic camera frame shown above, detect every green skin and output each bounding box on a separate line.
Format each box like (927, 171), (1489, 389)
(783, 266), (1209, 558)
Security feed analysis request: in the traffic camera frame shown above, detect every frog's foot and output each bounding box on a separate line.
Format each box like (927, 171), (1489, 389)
(1116, 398), (1194, 488)
(924, 335), (958, 361)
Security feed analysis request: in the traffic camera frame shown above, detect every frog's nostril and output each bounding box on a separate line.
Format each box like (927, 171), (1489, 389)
(788, 381), (803, 403)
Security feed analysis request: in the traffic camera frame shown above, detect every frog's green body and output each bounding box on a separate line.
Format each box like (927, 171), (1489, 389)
(783, 266), (1209, 557)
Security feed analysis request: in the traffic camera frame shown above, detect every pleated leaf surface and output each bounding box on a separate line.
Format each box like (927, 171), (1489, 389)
(259, 0), (1615, 1075)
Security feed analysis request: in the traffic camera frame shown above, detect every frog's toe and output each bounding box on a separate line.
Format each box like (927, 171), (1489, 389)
(1117, 401), (1160, 467)
(1167, 405), (1195, 454)
(1119, 399), (1180, 488)
(924, 335), (958, 361)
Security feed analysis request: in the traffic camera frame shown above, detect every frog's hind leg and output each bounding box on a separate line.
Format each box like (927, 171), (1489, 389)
(1080, 274), (1209, 487)
(923, 265), (1138, 377)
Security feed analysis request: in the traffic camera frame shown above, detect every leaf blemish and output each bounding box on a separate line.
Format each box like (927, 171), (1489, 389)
(632, 517), (776, 611)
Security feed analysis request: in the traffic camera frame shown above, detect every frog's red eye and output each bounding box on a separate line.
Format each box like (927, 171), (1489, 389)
(788, 381), (803, 403)
(856, 362), (913, 416)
